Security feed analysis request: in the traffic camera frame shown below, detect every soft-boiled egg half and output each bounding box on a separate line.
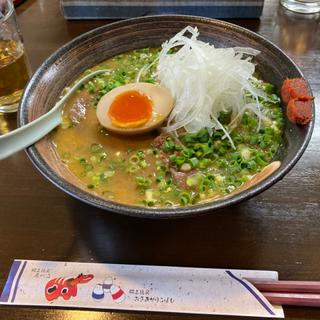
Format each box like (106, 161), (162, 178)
(96, 83), (174, 135)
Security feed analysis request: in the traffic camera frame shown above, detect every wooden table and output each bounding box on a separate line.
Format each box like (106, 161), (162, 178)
(0, 0), (319, 319)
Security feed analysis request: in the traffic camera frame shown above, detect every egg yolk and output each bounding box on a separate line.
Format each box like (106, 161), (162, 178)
(108, 90), (153, 128)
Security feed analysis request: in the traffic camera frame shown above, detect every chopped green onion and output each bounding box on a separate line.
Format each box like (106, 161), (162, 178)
(179, 192), (192, 205)
(142, 200), (156, 207)
(136, 176), (152, 189)
(90, 156), (97, 164)
(164, 200), (174, 207)
(90, 143), (104, 153)
(91, 175), (101, 185)
(127, 165), (139, 173)
(163, 138), (176, 152)
(181, 149), (192, 158)
(255, 154), (268, 166)
(99, 153), (107, 162)
(129, 155), (140, 164)
(186, 173), (203, 188)
(136, 150), (145, 160)
(189, 157), (199, 168)
(156, 176), (164, 183)
(198, 159), (212, 168)
(140, 160), (148, 168)
(180, 163), (192, 172)
(101, 171), (115, 179)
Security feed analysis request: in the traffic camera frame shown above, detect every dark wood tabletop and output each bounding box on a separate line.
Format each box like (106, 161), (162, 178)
(0, 0), (319, 319)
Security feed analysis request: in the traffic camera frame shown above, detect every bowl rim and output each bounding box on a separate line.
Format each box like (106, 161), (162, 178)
(19, 15), (315, 218)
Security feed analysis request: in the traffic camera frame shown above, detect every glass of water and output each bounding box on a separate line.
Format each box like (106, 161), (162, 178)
(0, 0), (30, 113)
(280, 0), (320, 13)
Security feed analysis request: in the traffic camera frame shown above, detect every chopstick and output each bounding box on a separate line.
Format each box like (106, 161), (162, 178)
(262, 292), (320, 307)
(251, 280), (320, 294)
(249, 280), (320, 307)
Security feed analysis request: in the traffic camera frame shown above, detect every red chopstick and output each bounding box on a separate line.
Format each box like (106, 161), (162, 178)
(262, 292), (320, 307)
(248, 280), (320, 307)
(251, 280), (320, 294)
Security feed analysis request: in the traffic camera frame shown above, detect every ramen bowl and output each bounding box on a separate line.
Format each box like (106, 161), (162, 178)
(18, 15), (314, 218)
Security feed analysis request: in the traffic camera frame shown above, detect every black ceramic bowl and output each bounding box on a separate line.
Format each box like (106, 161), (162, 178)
(19, 15), (314, 218)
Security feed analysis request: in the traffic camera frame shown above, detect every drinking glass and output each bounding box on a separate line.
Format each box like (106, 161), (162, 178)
(0, 0), (30, 113)
(280, 0), (320, 13)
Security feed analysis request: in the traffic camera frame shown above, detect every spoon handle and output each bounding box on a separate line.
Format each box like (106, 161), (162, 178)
(0, 108), (61, 160)
(0, 69), (108, 160)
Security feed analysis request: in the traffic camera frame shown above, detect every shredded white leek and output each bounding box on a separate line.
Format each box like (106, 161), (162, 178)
(155, 26), (268, 148)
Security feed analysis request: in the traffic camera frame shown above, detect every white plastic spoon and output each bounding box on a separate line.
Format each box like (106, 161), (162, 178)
(0, 69), (109, 160)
